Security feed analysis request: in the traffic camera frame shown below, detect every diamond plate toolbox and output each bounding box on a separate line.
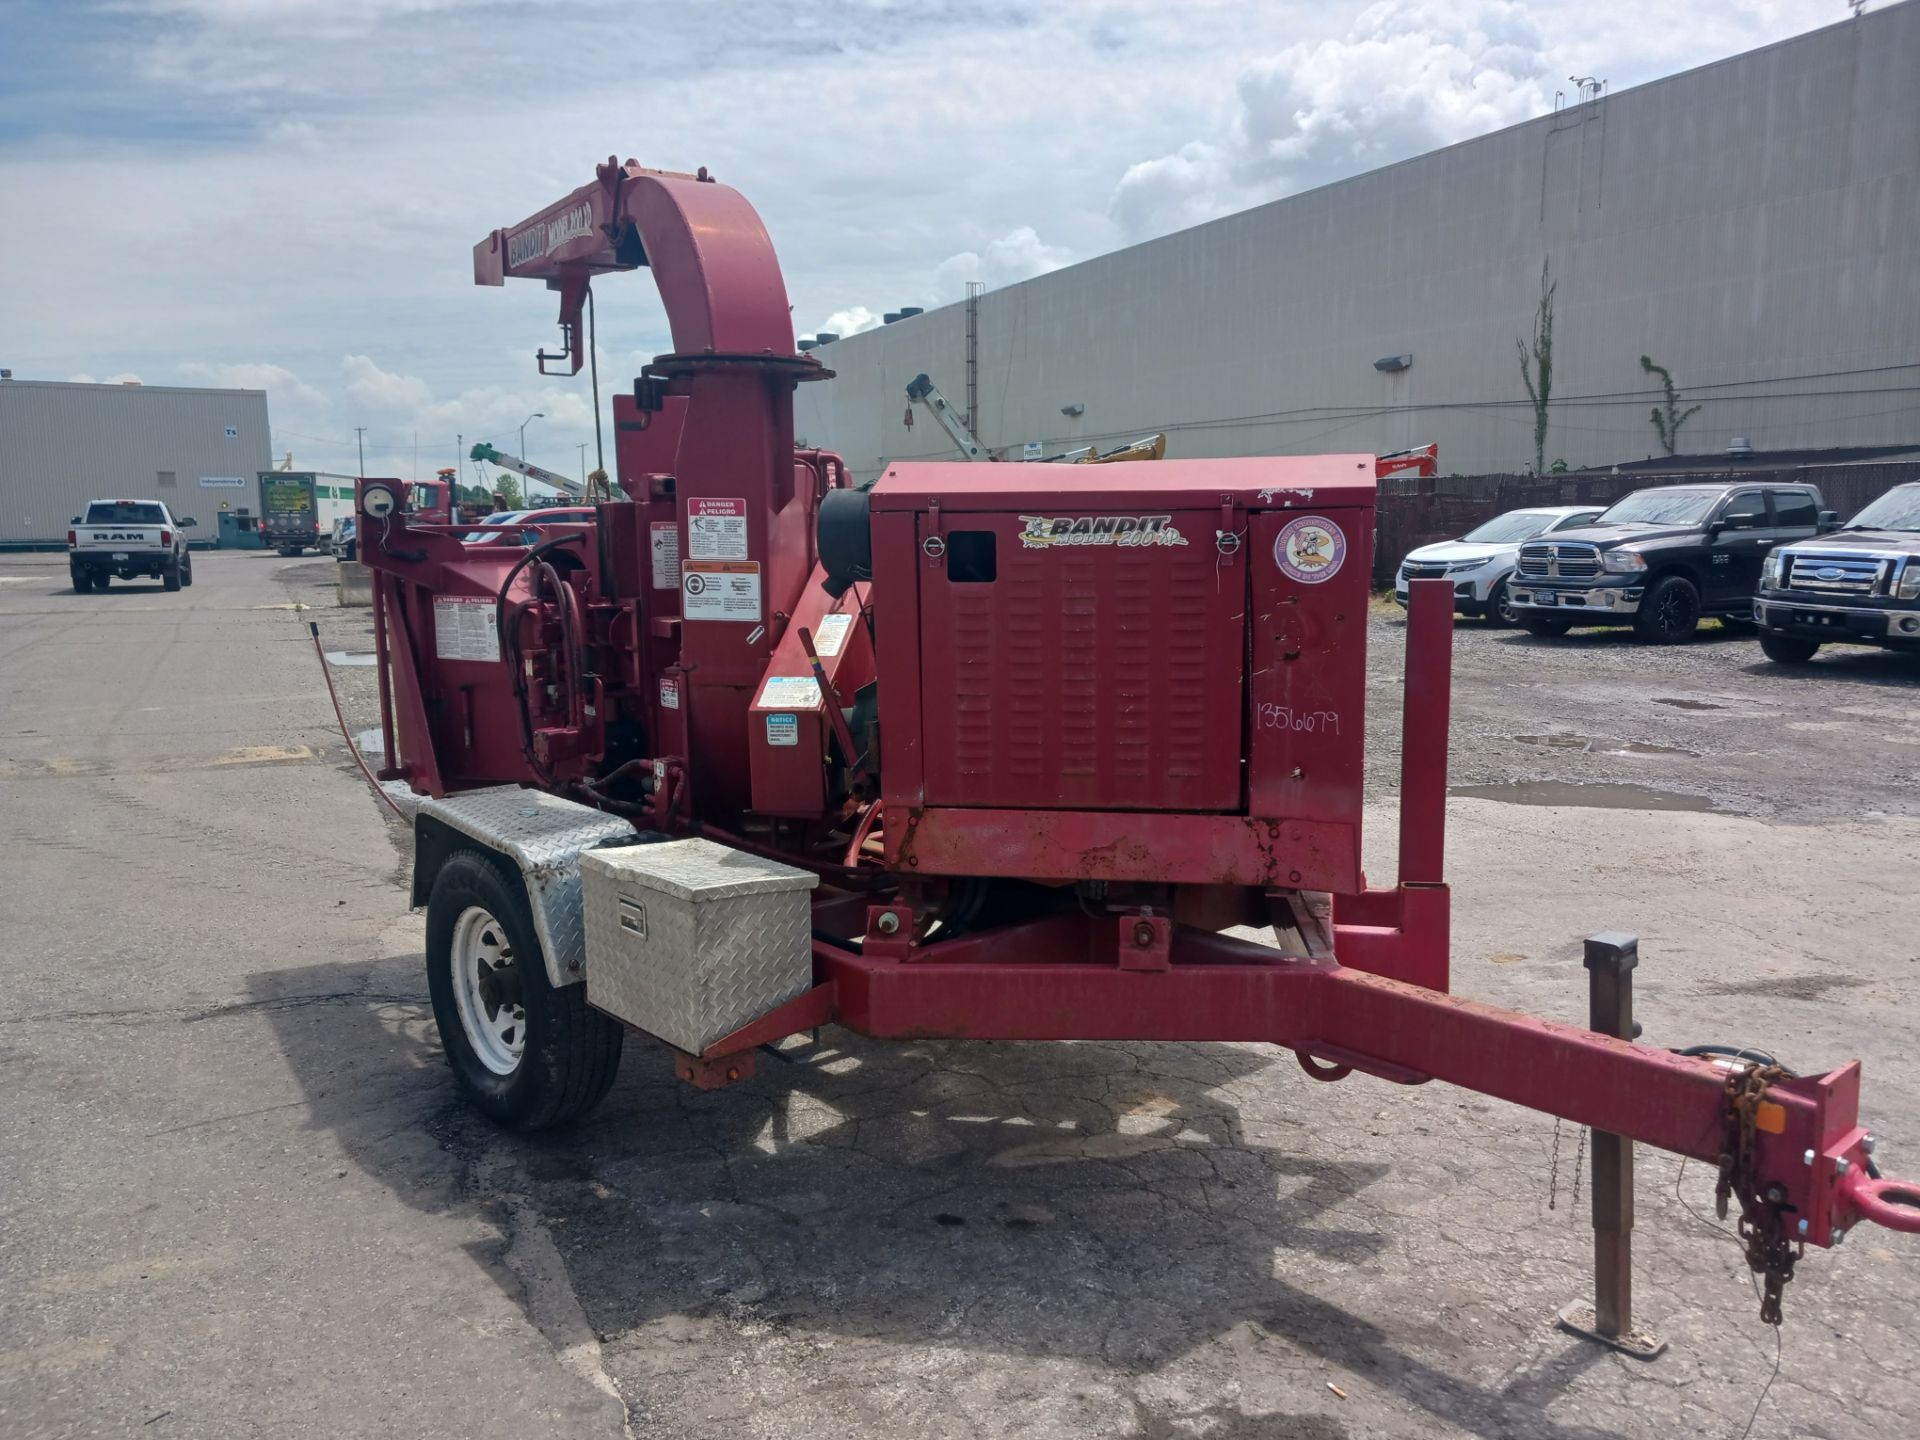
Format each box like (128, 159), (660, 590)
(578, 838), (818, 1054)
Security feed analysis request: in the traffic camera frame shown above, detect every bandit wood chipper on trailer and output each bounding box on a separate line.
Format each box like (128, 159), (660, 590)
(344, 157), (1918, 1341)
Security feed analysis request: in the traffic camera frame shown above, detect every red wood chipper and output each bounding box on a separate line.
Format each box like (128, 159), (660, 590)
(348, 157), (1918, 1341)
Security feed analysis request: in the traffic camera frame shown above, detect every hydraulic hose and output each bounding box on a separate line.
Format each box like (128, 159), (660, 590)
(308, 621), (406, 820)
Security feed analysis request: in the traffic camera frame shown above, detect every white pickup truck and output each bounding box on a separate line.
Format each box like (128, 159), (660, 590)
(68, 499), (197, 592)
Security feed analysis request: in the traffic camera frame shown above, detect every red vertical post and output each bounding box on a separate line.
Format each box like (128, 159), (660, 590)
(370, 572), (398, 781)
(1397, 578), (1453, 886)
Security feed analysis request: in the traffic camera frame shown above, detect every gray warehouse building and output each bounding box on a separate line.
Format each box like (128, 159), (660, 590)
(796, 5), (1920, 482)
(0, 379), (273, 546)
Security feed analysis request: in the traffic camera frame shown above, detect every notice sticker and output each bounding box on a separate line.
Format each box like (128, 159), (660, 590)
(650, 521), (680, 589)
(433, 596), (500, 662)
(765, 713), (800, 747)
(812, 611), (855, 657)
(682, 560), (761, 622)
(758, 674), (822, 709)
(659, 676), (680, 710)
(687, 497), (748, 560)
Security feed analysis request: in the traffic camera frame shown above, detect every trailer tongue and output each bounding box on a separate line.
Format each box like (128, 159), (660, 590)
(354, 157), (1918, 1336)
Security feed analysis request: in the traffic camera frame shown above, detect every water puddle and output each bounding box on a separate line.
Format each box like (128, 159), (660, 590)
(1653, 697), (1724, 711)
(1451, 781), (1715, 812)
(323, 651), (377, 667)
(1513, 733), (1697, 758)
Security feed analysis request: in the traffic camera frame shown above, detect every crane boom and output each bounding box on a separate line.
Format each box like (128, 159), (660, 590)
(470, 442), (582, 498)
(903, 373), (987, 461)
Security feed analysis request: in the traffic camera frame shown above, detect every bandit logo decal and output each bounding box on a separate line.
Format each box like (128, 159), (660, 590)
(1017, 515), (1189, 549)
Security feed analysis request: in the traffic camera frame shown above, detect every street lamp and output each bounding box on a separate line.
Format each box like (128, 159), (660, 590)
(517, 412), (545, 498)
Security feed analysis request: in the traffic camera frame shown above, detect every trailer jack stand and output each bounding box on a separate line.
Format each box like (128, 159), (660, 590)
(1556, 933), (1667, 1360)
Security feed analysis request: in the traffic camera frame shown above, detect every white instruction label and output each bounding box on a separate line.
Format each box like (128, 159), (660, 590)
(433, 596), (499, 662)
(687, 497), (748, 559)
(650, 521), (680, 589)
(659, 676), (680, 710)
(765, 713), (800, 747)
(812, 611), (855, 657)
(682, 560), (761, 622)
(758, 674), (822, 709)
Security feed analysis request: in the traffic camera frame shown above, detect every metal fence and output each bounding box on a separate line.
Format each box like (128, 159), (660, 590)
(1371, 463), (1920, 586)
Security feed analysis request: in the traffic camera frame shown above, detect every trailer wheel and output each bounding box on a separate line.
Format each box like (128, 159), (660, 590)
(426, 850), (624, 1130)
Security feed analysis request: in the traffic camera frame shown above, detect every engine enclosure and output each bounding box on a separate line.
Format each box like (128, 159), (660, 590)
(866, 456), (1378, 892)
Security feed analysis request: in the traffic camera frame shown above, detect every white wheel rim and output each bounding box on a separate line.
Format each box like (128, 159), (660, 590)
(450, 906), (526, 1075)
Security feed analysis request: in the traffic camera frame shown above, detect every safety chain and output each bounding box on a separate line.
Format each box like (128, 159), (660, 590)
(1548, 1119), (1588, 1213)
(1715, 1063), (1800, 1326)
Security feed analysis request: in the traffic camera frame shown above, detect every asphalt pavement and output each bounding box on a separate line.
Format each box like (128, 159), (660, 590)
(2, 550), (1916, 1439)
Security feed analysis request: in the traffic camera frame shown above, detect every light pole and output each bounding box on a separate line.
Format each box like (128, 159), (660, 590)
(354, 426), (366, 477)
(518, 412), (545, 500)
(578, 442), (587, 490)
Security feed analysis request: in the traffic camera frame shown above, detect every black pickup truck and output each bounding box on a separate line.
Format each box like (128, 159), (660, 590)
(1753, 481), (1920, 664)
(1506, 482), (1830, 644)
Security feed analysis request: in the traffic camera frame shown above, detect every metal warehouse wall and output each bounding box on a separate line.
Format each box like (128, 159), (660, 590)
(0, 381), (273, 544)
(795, 5), (1920, 483)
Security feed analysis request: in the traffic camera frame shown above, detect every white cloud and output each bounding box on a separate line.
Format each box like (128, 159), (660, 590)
(933, 226), (1073, 300)
(1112, 0), (1552, 239)
(180, 360), (330, 412)
(819, 306), (884, 339)
(341, 354), (434, 414)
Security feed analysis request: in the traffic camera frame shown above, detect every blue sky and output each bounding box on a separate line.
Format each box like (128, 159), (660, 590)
(0, 0), (1831, 484)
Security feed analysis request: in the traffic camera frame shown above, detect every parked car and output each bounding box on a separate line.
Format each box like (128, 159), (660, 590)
(461, 507), (596, 544)
(1506, 482), (1830, 644)
(68, 499), (196, 592)
(1395, 505), (1604, 625)
(330, 516), (357, 561)
(1754, 481), (1920, 664)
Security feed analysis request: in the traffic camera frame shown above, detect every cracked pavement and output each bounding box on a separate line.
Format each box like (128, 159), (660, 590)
(1, 550), (1916, 1438)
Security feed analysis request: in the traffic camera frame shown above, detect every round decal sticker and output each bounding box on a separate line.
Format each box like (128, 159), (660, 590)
(1273, 515), (1347, 584)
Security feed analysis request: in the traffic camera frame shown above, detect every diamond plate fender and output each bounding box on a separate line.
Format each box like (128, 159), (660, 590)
(412, 786), (637, 987)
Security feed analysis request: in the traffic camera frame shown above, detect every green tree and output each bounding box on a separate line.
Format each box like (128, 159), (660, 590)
(489, 476), (525, 510)
(1640, 355), (1702, 456)
(1516, 259), (1556, 475)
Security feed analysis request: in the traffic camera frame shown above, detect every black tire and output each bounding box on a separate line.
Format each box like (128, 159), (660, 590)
(426, 851), (623, 1130)
(1759, 632), (1821, 665)
(1718, 615), (1756, 634)
(70, 569), (92, 594)
(1632, 575), (1701, 645)
(278, 547), (296, 557)
(162, 558), (182, 592)
(94, 573), (110, 588)
(181, 553), (194, 588)
(1520, 614), (1574, 637)
(1485, 579), (1518, 628)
